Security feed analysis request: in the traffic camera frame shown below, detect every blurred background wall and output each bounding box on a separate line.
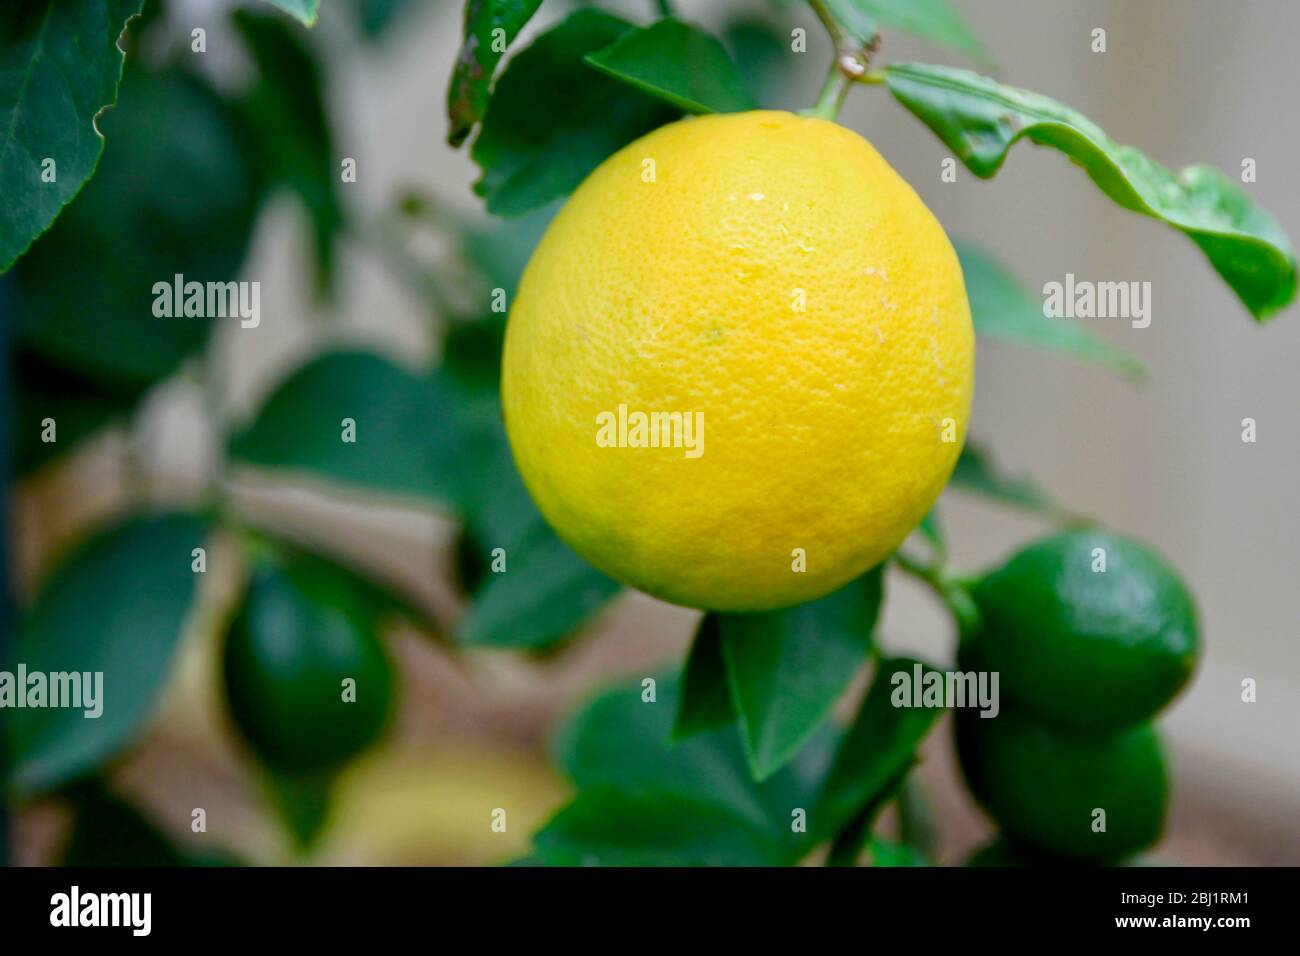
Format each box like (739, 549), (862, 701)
(16, 0), (1299, 864)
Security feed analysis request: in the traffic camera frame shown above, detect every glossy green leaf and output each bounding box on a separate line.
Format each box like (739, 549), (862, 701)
(260, 0), (320, 26)
(471, 8), (677, 216)
(949, 442), (1060, 515)
(229, 351), (473, 511)
(585, 18), (757, 115)
(957, 241), (1146, 380)
(12, 67), (261, 391)
(232, 10), (342, 295)
(837, 1), (985, 58)
(721, 568), (884, 780)
(886, 63), (1297, 320)
(6, 513), (208, 795)
(814, 657), (943, 839)
(540, 673), (837, 865)
(0, 0), (144, 273)
(456, 519), (620, 648)
(447, 0), (545, 147)
(672, 614), (735, 740)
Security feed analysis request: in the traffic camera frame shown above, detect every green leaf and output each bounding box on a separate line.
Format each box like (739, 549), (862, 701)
(232, 9), (342, 295)
(61, 781), (187, 866)
(585, 19), (757, 115)
(349, 0), (419, 40)
(723, 18), (794, 109)
(672, 614), (736, 740)
(0, 0), (144, 273)
(436, 318), (623, 651)
(447, 0), (545, 147)
(456, 519), (620, 648)
(229, 350), (474, 511)
(259, 0), (320, 27)
(721, 568), (884, 780)
(6, 512), (208, 795)
(836, 1), (986, 59)
(917, 507), (944, 551)
(11, 66), (261, 392)
(459, 203), (558, 301)
(957, 240), (1146, 381)
(868, 837), (931, 867)
(471, 8), (677, 217)
(949, 442), (1060, 515)
(541, 673), (837, 865)
(820, 0), (877, 46)
(232, 332), (621, 652)
(814, 657), (943, 839)
(247, 529), (440, 636)
(536, 786), (787, 866)
(12, 349), (135, 477)
(886, 63), (1297, 320)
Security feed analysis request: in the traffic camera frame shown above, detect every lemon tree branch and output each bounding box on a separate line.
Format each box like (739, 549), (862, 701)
(806, 0), (880, 120)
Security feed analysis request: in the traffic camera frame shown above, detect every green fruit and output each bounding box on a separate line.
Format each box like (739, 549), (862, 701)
(956, 707), (1168, 863)
(222, 558), (394, 775)
(970, 530), (1198, 732)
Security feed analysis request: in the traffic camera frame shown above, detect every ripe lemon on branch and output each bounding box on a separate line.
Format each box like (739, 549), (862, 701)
(502, 111), (973, 611)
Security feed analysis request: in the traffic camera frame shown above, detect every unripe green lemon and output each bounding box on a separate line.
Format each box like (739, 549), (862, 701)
(968, 530), (1199, 732)
(222, 559), (394, 775)
(956, 707), (1168, 863)
(502, 110), (974, 612)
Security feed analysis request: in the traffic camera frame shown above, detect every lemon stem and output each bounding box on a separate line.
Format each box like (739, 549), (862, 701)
(892, 550), (982, 638)
(805, 1), (880, 121)
(897, 773), (938, 858)
(810, 60), (854, 120)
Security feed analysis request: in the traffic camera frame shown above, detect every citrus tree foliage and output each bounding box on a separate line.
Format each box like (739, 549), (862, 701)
(0, 0), (1291, 865)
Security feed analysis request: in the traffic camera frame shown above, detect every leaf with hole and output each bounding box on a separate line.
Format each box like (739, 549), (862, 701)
(447, 0), (545, 147)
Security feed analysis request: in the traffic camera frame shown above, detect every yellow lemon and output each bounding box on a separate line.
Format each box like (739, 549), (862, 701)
(502, 110), (973, 611)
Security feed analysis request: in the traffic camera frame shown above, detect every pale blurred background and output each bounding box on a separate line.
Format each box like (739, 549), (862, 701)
(15, 0), (1300, 864)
